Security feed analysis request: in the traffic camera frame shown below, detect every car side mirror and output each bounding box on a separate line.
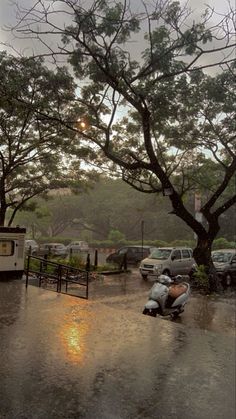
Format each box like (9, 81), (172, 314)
(171, 255), (176, 261)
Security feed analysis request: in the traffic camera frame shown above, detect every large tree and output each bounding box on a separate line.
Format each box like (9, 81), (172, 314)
(0, 51), (84, 226)
(11, 0), (236, 289)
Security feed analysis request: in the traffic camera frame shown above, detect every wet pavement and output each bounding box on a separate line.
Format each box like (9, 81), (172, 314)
(0, 273), (235, 419)
(89, 269), (236, 336)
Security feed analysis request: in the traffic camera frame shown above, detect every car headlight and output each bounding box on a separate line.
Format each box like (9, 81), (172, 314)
(154, 265), (162, 273)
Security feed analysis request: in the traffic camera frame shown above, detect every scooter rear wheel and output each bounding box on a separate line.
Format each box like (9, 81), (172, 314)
(170, 308), (184, 319)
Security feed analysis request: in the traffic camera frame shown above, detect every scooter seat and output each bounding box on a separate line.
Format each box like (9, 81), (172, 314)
(169, 283), (188, 299)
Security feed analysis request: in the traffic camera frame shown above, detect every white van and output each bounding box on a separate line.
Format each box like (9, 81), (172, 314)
(139, 247), (194, 279)
(0, 227), (26, 279)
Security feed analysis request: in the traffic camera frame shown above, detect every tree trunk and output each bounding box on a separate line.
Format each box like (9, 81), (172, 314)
(0, 180), (7, 226)
(0, 205), (7, 226)
(193, 236), (219, 292)
(193, 237), (212, 266)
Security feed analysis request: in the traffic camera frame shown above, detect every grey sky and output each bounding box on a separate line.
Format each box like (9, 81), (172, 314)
(0, 0), (231, 54)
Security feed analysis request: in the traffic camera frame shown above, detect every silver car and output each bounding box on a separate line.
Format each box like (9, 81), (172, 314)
(139, 247), (195, 279)
(212, 249), (236, 286)
(67, 241), (89, 253)
(39, 243), (67, 257)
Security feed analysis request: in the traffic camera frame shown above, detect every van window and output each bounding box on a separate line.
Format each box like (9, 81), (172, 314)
(182, 249), (191, 259)
(0, 240), (14, 256)
(118, 248), (128, 254)
(172, 250), (181, 260)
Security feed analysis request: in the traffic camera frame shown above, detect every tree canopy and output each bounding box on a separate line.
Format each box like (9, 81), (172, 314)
(8, 0), (236, 287)
(0, 51), (93, 225)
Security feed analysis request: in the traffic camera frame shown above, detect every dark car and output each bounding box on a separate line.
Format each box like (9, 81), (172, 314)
(106, 245), (155, 266)
(212, 249), (236, 286)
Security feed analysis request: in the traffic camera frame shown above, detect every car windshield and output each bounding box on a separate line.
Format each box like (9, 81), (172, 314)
(212, 252), (234, 263)
(149, 249), (172, 260)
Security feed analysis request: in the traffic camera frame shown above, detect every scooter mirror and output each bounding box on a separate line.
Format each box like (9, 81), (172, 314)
(158, 274), (172, 284)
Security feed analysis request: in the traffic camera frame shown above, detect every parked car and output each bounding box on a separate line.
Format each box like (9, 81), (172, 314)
(212, 249), (236, 286)
(67, 241), (89, 253)
(25, 239), (39, 255)
(139, 247), (195, 279)
(106, 245), (155, 266)
(39, 243), (67, 257)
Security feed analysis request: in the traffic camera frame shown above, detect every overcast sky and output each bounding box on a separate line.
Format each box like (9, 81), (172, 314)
(0, 0), (231, 55)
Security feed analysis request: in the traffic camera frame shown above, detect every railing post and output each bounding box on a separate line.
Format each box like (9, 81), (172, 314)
(25, 255), (30, 288)
(94, 249), (98, 270)
(43, 254), (48, 270)
(86, 270), (89, 299)
(57, 264), (62, 293)
(86, 253), (90, 272)
(123, 253), (127, 271)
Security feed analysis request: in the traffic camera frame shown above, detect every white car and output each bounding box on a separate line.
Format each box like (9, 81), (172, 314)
(67, 241), (89, 253)
(25, 239), (39, 255)
(139, 247), (195, 279)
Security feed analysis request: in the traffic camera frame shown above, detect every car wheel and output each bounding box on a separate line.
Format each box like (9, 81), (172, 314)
(142, 274), (148, 280)
(225, 273), (232, 286)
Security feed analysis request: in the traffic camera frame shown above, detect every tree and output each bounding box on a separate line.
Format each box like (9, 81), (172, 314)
(0, 51), (83, 226)
(12, 1), (236, 289)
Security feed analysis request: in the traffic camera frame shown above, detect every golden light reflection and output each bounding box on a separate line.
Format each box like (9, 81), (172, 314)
(60, 311), (92, 364)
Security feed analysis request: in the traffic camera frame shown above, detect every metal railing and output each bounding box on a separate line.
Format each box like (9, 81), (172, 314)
(25, 255), (89, 299)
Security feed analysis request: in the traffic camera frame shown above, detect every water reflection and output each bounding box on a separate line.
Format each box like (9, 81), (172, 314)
(59, 310), (92, 364)
(0, 280), (23, 327)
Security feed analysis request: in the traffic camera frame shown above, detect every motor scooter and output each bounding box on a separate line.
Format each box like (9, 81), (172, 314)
(142, 274), (190, 318)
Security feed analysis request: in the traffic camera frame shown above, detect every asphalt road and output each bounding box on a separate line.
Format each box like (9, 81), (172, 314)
(0, 274), (235, 419)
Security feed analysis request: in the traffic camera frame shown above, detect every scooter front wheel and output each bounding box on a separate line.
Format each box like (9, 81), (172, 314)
(143, 308), (157, 317)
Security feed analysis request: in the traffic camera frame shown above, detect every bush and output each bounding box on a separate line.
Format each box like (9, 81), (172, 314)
(212, 237), (234, 250)
(150, 240), (169, 247)
(108, 229), (126, 243)
(192, 265), (210, 292)
(169, 239), (196, 248)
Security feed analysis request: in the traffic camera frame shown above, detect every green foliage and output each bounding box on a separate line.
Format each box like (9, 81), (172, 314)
(16, 177), (234, 248)
(25, 257), (41, 272)
(90, 240), (116, 249)
(192, 265), (210, 292)
(62, 255), (84, 269)
(169, 240), (196, 248)
(0, 51), (80, 226)
(108, 229), (126, 243)
(25, 257), (57, 275)
(148, 240), (168, 247)
(212, 238), (235, 250)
